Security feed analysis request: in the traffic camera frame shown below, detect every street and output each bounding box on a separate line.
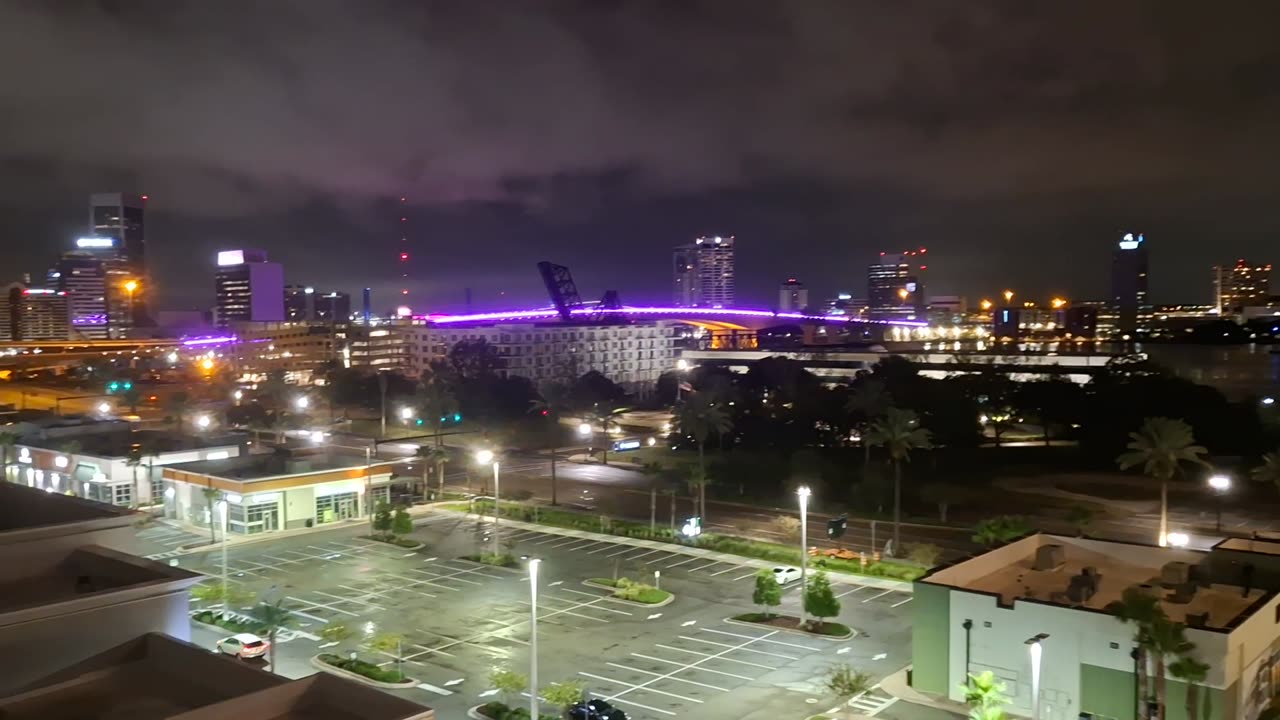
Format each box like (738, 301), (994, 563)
(165, 511), (917, 720)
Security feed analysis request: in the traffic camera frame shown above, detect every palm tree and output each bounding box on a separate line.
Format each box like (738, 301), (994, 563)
(845, 379), (892, 466)
(1168, 653), (1210, 720)
(586, 405), (630, 466)
(165, 391), (191, 433)
(126, 443), (145, 507)
(1148, 618), (1193, 720)
(1116, 417), (1209, 546)
(415, 444), (449, 502)
(678, 392), (732, 522)
(1251, 451), (1280, 492)
(1107, 585), (1163, 718)
(201, 486), (223, 545)
(0, 430), (17, 483)
(261, 368), (291, 442)
(637, 461), (667, 533)
(119, 385), (143, 414)
(251, 599), (295, 671)
(530, 380), (571, 505)
(866, 407), (932, 556)
(416, 376), (457, 476)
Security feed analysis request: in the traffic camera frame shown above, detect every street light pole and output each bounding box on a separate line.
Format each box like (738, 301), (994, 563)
(797, 486), (810, 625)
(217, 499), (229, 617)
(476, 449), (500, 557)
(365, 447), (373, 532)
(528, 558), (541, 720)
(1026, 633), (1049, 720)
(1208, 474), (1231, 534)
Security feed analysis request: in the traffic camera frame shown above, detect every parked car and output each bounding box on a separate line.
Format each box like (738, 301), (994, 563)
(773, 566), (803, 585)
(569, 698), (628, 720)
(216, 633), (270, 660)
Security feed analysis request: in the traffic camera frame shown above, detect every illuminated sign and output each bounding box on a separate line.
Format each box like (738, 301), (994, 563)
(681, 516), (703, 538)
(1118, 233), (1144, 250)
(613, 440), (642, 452)
(216, 250), (245, 266)
(76, 237), (116, 249)
(905, 282), (918, 292)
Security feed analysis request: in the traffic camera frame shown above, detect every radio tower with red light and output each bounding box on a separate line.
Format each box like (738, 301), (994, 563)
(398, 196), (410, 300)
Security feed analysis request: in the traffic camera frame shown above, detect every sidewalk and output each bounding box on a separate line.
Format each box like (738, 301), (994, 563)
(878, 667), (969, 718)
(448, 508), (913, 591)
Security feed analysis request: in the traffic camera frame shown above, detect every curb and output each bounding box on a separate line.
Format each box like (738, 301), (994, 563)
(581, 579), (676, 607)
(723, 616), (855, 642)
(456, 556), (524, 574)
(310, 655), (417, 689)
(365, 537), (426, 551)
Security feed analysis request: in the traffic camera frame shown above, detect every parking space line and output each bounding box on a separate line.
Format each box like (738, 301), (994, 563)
(698, 627), (814, 651)
(544, 536), (597, 549)
(586, 542), (626, 555)
(629, 653), (753, 681)
(678, 635), (796, 661)
(687, 560), (726, 572)
(287, 595), (359, 617)
(529, 534), (570, 545)
(653, 644), (773, 670)
(836, 585), (868, 598)
(862, 589), (895, 603)
(606, 631), (782, 706)
(891, 596), (914, 608)
(579, 671), (702, 704)
(661, 556), (702, 569)
(313, 589), (384, 610)
(570, 681), (676, 718)
(731, 570), (760, 581)
(708, 564), (748, 577)
(605, 662), (729, 692)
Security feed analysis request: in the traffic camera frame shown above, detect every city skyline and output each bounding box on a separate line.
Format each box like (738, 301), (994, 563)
(3, 2), (1280, 312)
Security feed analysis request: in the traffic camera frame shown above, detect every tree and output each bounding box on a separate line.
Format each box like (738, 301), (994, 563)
(448, 338), (503, 380)
(1168, 654), (1210, 720)
(678, 392), (732, 521)
(569, 370), (628, 410)
(165, 391), (191, 432)
(190, 583), (256, 609)
(866, 407), (932, 556)
(918, 482), (972, 524)
(489, 666), (529, 709)
(392, 505), (413, 536)
(752, 569), (783, 618)
(0, 430), (17, 483)
(367, 632), (407, 678)
(540, 680), (586, 712)
(530, 380), (572, 505)
(1107, 586), (1163, 719)
(825, 663), (873, 701)
(1066, 505), (1095, 536)
(415, 445), (450, 502)
(201, 486), (223, 544)
(1148, 617), (1193, 720)
(319, 621), (353, 645)
(972, 516), (1031, 546)
(906, 543), (943, 567)
(585, 405), (630, 466)
(119, 384), (143, 414)
(1252, 451), (1280, 492)
(772, 515), (802, 543)
(962, 670), (1012, 720)
(372, 502), (393, 535)
(416, 378), (457, 491)
(125, 442), (147, 506)
(251, 599), (294, 671)
(1117, 417), (1209, 546)
(1013, 378), (1083, 446)
(803, 570), (840, 630)
(845, 379), (893, 466)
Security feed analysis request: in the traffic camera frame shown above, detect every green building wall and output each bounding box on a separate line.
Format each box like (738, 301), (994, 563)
(911, 581), (951, 694)
(1080, 663), (1232, 720)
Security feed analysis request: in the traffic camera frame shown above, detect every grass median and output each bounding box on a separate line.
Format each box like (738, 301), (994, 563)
(317, 654), (410, 684)
(439, 500), (924, 581)
(588, 577), (672, 604)
(732, 612), (853, 638)
(191, 609), (259, 634)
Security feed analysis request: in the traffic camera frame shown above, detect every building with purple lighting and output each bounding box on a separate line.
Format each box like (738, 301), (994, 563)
(214, 249), (285, 328)
(53, 254), (109, 339)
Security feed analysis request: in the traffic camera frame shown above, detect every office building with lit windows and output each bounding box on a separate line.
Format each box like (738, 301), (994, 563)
(284, 284), (312, 321)
(868, 250), (927, 321)
(53, 253), (109, 339)
(314, 291), (351, 322)
(1111, 232), (1149, 336)
(214, 249), (285, 327)
(672, 235), (735, 307)
(0, 285), (71, 341)
(778, 278), (808, 312)
(1215, 259), (1272, 316)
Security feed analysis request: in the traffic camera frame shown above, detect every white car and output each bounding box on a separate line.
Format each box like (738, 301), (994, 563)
(217, 633), (270, 660)
(773, 566), (803, 585)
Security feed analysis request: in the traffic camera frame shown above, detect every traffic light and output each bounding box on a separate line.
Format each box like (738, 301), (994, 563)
(453, 413), (462, 422)
(827, 514), (848, 539)
(107, 381), (120, 393)
(123, 381), (132, 390)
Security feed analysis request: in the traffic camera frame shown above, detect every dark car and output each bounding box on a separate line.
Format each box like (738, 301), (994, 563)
(568, 698), (628, 720)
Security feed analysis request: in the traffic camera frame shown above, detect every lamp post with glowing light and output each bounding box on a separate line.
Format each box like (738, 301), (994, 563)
(196, 414), (211, 430)
(400, 407), (414, 424)
(1208, 474), (1231, 533)
(216, 499), (229, 618)
(577, 421), (593, 457)
(476, 449), (500, 556)
(124, 280), (138, 327)
(1003, 289), (1014, 304)
(1025, 633), (1049, 720)
(797, 485), (811, 625)
(528, 557), (542, 720)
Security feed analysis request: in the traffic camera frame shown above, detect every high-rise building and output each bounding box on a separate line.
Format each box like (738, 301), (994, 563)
(89, 193), (146, 271)
(53, 254), (108, 339)
(1111, 232), (1149, 336)
(213, 249), (285, 327)
(1214, 259), (1272, 315)
(66, 236), (136, 337)
(284, 284), (312, 321)
(362, 287), (372, 325)
(867, 250), (927, 321)
(0, 285), (71, 341)
(778, 278), (808, 312)
(672, 235), (735, 308)
(314, 291), (351, 322)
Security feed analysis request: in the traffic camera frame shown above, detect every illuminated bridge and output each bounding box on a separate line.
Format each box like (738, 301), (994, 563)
(424, 305), (924, 329)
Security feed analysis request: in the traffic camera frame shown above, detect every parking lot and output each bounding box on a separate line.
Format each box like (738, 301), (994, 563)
(175, 510), (916, 719)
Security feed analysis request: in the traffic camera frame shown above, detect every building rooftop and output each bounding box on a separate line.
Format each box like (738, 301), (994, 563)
(924, 534), (1267, 630)
(0, 482), (135, 535)
(165, 448), (376, 482)
(1, 633), (433, 720)
(0, 543), (200, 617)
(22, 428), (243, 458)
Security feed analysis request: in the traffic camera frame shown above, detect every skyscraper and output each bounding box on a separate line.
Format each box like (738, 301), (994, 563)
(1214, 259), (1272, 315)
(778, 278), (808, 312)
(1111, 233), (1149, 336)
(671, 235), (735, 308)
(214, 250), (285, 327)
(0, 285), (71, 341)
(867, 250), (926, 321)
(284, 285), (312, 321)
(314, 291), (351, 322)
(54, 253), (108, 339)
(89, 193), (146, 271)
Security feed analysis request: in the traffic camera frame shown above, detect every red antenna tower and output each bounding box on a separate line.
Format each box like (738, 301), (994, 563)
(399, 196), (409, 297)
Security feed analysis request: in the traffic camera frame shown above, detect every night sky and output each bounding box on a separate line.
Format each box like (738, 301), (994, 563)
(3, 1), (1279, 313)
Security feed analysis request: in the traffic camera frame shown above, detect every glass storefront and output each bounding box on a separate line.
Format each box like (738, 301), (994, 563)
(315, 492), (359, 524)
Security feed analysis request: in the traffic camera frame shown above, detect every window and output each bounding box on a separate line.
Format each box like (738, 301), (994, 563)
(112, 483), (133, 506)
(151, 476), (166, 503)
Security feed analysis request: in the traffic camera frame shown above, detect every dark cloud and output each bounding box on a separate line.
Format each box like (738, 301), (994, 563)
(1, 0), (1278, 308)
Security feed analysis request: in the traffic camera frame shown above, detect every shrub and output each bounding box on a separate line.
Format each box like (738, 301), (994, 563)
(373, 502), (393, 534)
(318, 653), (407, 683)
(319, 621), (353, 644)
(905, 543), (943, 568)
(392, 505), (413, 536)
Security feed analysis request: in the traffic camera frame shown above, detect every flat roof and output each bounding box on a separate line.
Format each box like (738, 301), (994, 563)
(23, 428), (242, 458)
(0, 545), (200, 617)
(2, 634), (433, 720)
(165, 450), (376, 481)
(925, 534), (1266, 630)
(1214, 537), (1280, 557)
(0, 482), (135, 533)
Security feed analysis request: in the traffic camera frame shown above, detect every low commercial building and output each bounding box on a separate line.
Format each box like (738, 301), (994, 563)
(912, 533), (1280, 720)
(0, 483), (201, 694)
(9, 424), (243, 508)
(162, 449), (396, 534)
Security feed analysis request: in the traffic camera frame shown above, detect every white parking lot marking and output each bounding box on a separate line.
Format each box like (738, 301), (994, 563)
(628, 653), (752, 681)
(698, 627), (813, 651)
(708, 564), (747, 576)
(662, 556), (702, 569)
(679, 635), (797, 661)
(603, 630), (785, 708)
(862, 589), (895, 603)
(579, 671), (702, 704)
(606, 662), (730, 692)
(836, 585), (868, 598)
(891, 596), (914, 607)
